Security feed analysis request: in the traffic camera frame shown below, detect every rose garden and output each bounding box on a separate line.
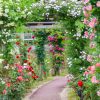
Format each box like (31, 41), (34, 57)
(0, 0), (100, 100)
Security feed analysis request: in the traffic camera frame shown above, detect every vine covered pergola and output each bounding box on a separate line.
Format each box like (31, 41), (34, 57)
(0, 0), (100, 100)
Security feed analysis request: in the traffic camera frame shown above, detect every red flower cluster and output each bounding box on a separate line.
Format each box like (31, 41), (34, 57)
(27, 66), (39, 80)
(27, 47), (32, 53)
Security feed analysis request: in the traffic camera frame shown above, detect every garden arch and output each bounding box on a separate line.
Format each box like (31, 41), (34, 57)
(0, 0), (100, 99)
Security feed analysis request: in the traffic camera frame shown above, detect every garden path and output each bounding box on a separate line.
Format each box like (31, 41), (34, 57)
(30, 76), (67, 100)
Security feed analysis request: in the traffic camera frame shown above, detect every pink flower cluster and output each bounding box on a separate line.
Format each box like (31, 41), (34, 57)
(48, 36), (56, 42)
(83, 1), (98, 40)
(55, 45), (64, 51)
(84, 31), (95, 40)
(88, 18), (97, 28)
(84, 63), (100, 84)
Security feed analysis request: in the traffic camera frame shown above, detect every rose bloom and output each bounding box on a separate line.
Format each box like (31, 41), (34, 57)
(28, 72), (32, 76)
(3, 89), (7, 95)
(88, 66), (95, 74)
(6, 82), (11, 88)
(88, 18), (97, 28)
(16, 41), (20, 45)
(84, 31), (89, 38)
(85, 5), (92, 11)
(83, 18), (89, 25)
(67, 79), (71, 83)
(17, 76), (23, 81)
(18, 69), (23, 73)
(91, 76), (99, 83)
(88, 21), (95, 28)
(16, 55), (20, 59)
(78, 80), (83, 87)
(83, 71), (89, 76)
(27, 47), (32, 53)
(83, 11), (90, 17)
(89, 33), (95, 40)
(95, 63), (100, 67)
(96, 1), (100, 7)
(32, 35), (35, 39)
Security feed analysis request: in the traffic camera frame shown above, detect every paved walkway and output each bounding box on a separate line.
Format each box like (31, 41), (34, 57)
(30, 77), (66, 100)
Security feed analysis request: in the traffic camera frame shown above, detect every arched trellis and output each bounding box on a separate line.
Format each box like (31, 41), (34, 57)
(25, 22), (64, 78)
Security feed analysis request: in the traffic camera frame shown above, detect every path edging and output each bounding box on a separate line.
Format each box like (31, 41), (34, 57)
(22, 80), (53, 100)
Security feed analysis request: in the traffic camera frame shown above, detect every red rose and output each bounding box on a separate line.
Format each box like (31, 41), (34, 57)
(27, 62), (31, 65)
(16, 55), (20, 59)
(27, 47), (32, 53)
(78, 80), (83, 87)
(16, 41), (20, 45)
(32, 75), (38, 79)
(43, 71), (46, 75)
(6, 82), (11, 88)
(24, 60), (27, 63)
(18, 69), (23, 73)
(32, 35), (35, 39)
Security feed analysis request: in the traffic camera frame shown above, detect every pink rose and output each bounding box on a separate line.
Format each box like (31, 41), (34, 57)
(86, 5), (92, 11)
(90, 66), (95, 71)
(96, 63), (100, 67)
(17, 76), (23, 81)
(96, 1), (100, 7)
(83, 71), (89, 76)
(88, 66), (95, 74)
(92, 18), (97, 23)
(32, 35), (35, 39)
(83, 18), (89, 24)
(88, 18), (97, 28)
(91, 76), (99, 83)
(61, 48), (64, 51)
(88, 21), (95, 28)
(28, 72), (32, 76)
(84, 31), (89, 38)
(89, 33), (95, 40)
(3, 89), (7, 95)
(83, 11), (90, 17)
(48, 36), (55, 42)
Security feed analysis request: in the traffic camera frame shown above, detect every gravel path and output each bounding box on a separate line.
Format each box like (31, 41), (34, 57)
(30, 77), (66, 100)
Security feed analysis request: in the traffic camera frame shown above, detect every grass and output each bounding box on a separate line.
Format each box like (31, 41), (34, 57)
(67, 87), (80, 100)
(31, 76), (53, 88)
